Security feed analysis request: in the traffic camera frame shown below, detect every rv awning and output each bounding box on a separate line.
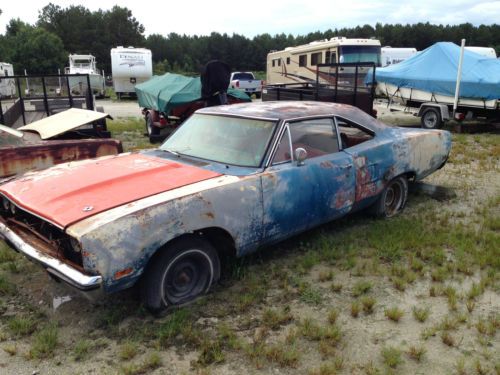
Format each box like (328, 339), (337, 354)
(18, 108), (112, 140)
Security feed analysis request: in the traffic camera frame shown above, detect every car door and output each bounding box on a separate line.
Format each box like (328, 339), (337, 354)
(261, 118), (355, 244)
(336, 116), (390, 205)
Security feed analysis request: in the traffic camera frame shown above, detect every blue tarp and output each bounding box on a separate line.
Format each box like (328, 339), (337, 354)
(372, 42), (500, 100)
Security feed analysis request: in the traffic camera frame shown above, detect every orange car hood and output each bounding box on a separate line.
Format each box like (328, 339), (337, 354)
(0, 153), (221, 228)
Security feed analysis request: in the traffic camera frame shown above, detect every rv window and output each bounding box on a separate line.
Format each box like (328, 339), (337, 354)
(325, 51), (331, 64)
(286, 57), (290, 65)
(331, 52), (337, 63)
(272, 60), (276, 67)
(311, 52), (322, 66)
(278, 59), (281, 66)
(299, 55), (307, 67)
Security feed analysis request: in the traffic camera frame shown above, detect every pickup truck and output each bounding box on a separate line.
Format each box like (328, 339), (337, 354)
(229, 72), (263, 98)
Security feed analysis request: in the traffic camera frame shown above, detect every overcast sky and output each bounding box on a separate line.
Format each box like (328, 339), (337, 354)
(1, 0), (499, 37)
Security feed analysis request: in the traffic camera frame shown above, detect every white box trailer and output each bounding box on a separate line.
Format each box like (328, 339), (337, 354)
(0, 62), (15, 97)
(381, 47), (417, 67)
(110, 47), (152, 98)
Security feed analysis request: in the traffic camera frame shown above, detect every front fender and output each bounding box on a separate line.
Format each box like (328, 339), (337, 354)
(70, 176), (263, 293)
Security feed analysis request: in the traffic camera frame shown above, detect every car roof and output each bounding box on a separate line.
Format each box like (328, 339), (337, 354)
(196, 101), (386, 132)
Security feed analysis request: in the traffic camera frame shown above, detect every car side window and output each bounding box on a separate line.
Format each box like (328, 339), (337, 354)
(335, 117), (374, 149)
(289, 118), (339, 158)
(272, 126), (292, 165)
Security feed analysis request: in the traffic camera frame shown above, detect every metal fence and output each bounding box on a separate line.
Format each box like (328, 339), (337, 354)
(0, 74), (95, 127)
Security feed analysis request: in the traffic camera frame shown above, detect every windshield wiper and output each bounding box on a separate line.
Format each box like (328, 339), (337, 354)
(162, 148), (180, 157)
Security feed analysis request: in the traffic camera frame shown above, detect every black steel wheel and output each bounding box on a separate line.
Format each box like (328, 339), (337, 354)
(141, 236), (220, 313)
(421, 107), (443, 129)
(371, 176), (408, 218)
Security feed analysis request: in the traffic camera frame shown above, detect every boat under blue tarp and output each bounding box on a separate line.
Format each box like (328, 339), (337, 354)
(371, 42), (500, 101)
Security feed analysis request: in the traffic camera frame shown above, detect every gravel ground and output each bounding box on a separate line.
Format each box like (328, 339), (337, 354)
(95, 98), (142, 118)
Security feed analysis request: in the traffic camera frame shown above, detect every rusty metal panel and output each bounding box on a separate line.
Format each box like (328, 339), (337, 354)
(0, 139), (122, 181)
(18, 108), (111, 140)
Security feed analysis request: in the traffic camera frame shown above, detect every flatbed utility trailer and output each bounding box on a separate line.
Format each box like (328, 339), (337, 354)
(0, 73), (110, 138)
(262, 62), (377, 116)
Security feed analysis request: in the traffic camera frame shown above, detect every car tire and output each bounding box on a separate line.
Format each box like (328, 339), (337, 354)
(421, 107), (443, 129)
(370, 175), (408, 218)
(141, 235), (220, 313)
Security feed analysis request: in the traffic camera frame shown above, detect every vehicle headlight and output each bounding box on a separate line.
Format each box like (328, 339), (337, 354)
(70, 237), (82, 253)
(9, 203), (16, 215)
(2, 197), (10, 212)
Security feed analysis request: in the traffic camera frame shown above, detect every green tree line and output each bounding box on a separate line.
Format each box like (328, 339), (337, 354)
(1, 3), (499, 75)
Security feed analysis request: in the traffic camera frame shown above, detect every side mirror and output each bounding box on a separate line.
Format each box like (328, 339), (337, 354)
(294, 147), (307, 166)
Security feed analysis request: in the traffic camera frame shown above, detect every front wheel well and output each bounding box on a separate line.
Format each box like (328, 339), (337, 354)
(193, 227), (237, 261)
(404, 171), (417, 183)
(146, 228), (236, 269)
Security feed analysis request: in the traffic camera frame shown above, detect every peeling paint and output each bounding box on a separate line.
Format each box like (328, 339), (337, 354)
(0, 102), (452, 297)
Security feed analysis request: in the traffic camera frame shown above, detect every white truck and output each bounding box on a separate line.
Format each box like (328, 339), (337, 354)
(229, 72), (262, 98)
(0, 62), (15, 97)
(110, 47), (152, 99)
(381, 47), (418, 67)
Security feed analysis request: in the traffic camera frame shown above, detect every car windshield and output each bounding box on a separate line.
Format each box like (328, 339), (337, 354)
(160, 114), (276, 167)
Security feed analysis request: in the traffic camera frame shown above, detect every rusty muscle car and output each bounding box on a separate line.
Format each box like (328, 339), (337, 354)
(0, 102), (451, 312)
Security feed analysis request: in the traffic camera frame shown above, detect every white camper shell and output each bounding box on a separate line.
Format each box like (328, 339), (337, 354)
(0, 63), (15, 97)
(381, 47), (418, 67)
(111, 47), (152, 98)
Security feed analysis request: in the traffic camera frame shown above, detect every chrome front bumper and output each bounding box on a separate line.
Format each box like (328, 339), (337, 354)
(0, 221), (102, 291)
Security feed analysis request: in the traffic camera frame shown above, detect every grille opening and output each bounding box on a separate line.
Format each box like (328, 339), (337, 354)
(0, 199), (83, 267)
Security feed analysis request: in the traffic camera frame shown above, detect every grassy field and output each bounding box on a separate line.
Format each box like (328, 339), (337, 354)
(0, 121), (498, 374)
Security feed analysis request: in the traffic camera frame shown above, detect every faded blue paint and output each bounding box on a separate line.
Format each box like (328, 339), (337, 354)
(76, 122), (451, 294)
(261, 151), (355, 244)
(0, 102), (453, 296)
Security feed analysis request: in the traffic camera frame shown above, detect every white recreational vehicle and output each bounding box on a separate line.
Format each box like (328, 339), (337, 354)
(64, 54), (105, 96)
(464, 46), (497, 59)
(111, 47), (152, 98)
(266, 37), (381, 85)
(381, 47), (418, 67)
(0, 62), (15, 97)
